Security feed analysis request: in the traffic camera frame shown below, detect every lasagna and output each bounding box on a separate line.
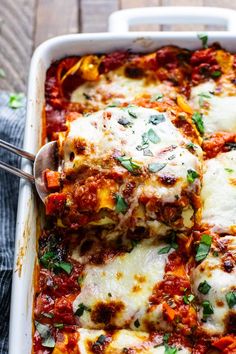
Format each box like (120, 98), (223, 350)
(33, 39), (236, 354)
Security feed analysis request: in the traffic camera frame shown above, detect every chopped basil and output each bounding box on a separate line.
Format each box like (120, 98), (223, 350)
(118, 117), (131, 126)
(198, 280), (211, 295)
(225, 291), (236, 309)
(148, 128), (160, 144)
(183, 294), (195, 304)
(116, 156), (141, 173)
(164, 344), (178, 354)
(202, 300), (214, 320)
(211, 70), (221, 78)
(35, 321), (55, 348)
(115, 194), (128, 214)
(197, 33), (208, 48)
(192, 112), (204, 135)
(107, 102), (119, 107)
(186, 142), (197, 150)
(136, 132), (149, 151)
(40, 251), (56, 267)
(54, 323), (64, 329)
(54, 261), (72, 274)
(78, 276), (84, 285)
(75, 303), (91, 317)
(195, 234), (212, 262)
(158, 234), (178, 254)
(42, 312), (54, 319)
(198, 92), (212, 107)
(149, 114), (165, 125)
(187, 169), (199, 184)
(150, 93), (163, 102)
(108, 292), (112, 297)
(0, 68), (6, 78)
(94, 334), (107, 346)
(128, 109), (137, 118)
(213, 250), (219, 257)
(134, 319), (140, 328)
(163, 333), (170, 343)
(225, 168), (234, 173)
(131, 239), (140, 250)
(83, 92), (91, 100)
(8, 93), (24, 109)
(148, 162), (166, 173)
(143, 149), (153, 157)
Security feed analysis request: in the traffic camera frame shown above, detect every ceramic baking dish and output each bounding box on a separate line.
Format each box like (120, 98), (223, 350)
(8, 6), (236, 354)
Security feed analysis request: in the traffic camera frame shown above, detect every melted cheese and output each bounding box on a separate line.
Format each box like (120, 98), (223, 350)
(72, 238), (173, 330)
(192, 236), (236, 335)
(76, 329), (190, 354)
(71, 67), (177, 108)
(201, 150), (236, 233)
(190, 80), (236, 134)
(62, 106), (202, 207)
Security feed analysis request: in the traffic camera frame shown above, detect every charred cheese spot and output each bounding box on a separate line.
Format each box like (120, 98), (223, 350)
(91, 301), (125, 325)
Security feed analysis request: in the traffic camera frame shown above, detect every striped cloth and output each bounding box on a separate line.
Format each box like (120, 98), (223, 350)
(0, 92), (25, 354)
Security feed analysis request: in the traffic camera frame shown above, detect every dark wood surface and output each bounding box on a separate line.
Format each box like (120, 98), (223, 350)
(0, 0), (236, 92)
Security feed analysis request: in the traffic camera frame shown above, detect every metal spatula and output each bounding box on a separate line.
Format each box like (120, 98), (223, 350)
(0, 139), (58, 202)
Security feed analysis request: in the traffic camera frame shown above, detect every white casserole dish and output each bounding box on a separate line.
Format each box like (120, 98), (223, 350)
(8, 6), (236, 354)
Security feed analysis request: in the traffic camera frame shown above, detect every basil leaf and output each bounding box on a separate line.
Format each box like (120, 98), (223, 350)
(115, 195), (128, 214)
(0, 68), (6, 78)
(198, 280), (211, 295)
(198, 92), (212, 107)
(158, 245), (171, 254)
(78, 276), (84, 285)
(211, 70), (221, 78)
(195, 234), (212, 262)
(55, 261), (73, 275)
(192, 112), (204, 135)
(94, 334), (107, 346)
(8, 93), (24, 109)
(118, 117), (131, 126)
(202, 300), (214, 319)
(183, 294), (195, 304)
(40, 251), (56, 267)
(116, 156), (141, 173)
(148, 163), (166, 173)
(128, 109), (137, 118)
(225, 168), (234, 173)
(149, 114), (165, 125)
(197, 33), (208, 48)
(134, 319), (140, 328)
(42, 312), (54, 319)
(83, 92), (91, 100)
(186, 142), (197, 150)
(164, 344), (178, 354)
(35, 321), (55, 349)
(226, 291), (236, 309)
(150, 93), (163, 102)
(143, 149), (153, 157)
(148, 128), (160, 144)
(54, 323), (64, 329)
(75, 303), (91, 317)
(163, 333), (170, 343)
(187, 169), (199, 184)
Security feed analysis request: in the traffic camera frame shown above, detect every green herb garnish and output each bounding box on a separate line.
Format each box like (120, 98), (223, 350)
(150, 93), (163, 102)
(211, 70), (221, 78)
(158, 233), (178, 254)
(148, 162), (166, 173)
(8, 93), (24, 109)
(187, 169), (199, 184)
(195, 234), (212, 262)
(147, 128), (160, 144)
(115, 195), (128, 214)
(226, 291), (236, 309)
(54, 323), (64, 329)
(75, 303), (91, 317)
(134, 319), (140, 328)
(197, 33), (208, 48)
(225, 168), (234, 173)
(116, 156), (141, 173)
(164, 344), (178, 354)
(149, 114), (165, 125)
(192, 112), (204, 135)
(128, 109), (138, 118)
(40, 251), (73, 275)
(198, 280), (211, 295)
(183, 294), (195, 304)
(202, 300), (214, 320)
(35, 321), (55, 348)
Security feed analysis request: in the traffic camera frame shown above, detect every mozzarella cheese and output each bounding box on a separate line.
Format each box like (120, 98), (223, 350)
(71, 67), (177, 108)
(61, 106), (201, 210)
(72, 238), (173, 330)
(191, 236), (236, 335)
(75, 329), (190, 354)
(190, 80), (236, 134)
(201, 150), (236, 233)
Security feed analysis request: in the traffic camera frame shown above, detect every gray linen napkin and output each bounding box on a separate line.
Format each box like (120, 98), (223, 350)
(0, 92), (25, 354)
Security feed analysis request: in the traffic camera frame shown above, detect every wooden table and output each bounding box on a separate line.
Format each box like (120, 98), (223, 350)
(0, 0), (235, 92)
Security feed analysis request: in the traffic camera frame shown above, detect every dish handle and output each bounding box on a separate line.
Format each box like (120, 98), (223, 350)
(108, 6), (236, 33)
